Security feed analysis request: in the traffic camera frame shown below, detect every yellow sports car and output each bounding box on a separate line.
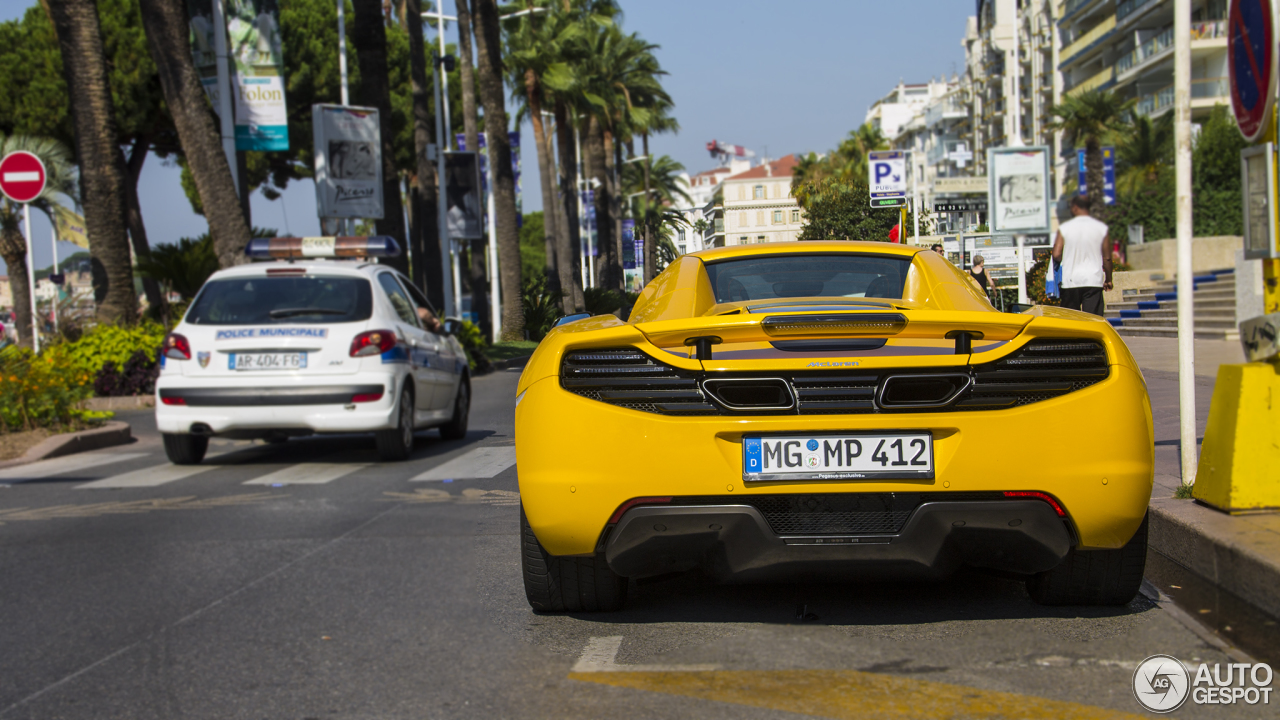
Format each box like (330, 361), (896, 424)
(515, 242), (1153, 612)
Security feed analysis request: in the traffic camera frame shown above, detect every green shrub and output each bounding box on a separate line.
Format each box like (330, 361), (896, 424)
(522, 276), (564, 341)
(51, 322), (167, 380)
(584, 287), (626, 316)
(0, 345), (100, 432)
(455, 321), (492, 373)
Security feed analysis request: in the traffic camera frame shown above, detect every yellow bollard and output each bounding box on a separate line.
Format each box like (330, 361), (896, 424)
(1192, 361), (1280, 513)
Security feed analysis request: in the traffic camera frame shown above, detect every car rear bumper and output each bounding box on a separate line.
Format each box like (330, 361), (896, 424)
(154, 374), (400, 435)
(605, 500), (1072, 581)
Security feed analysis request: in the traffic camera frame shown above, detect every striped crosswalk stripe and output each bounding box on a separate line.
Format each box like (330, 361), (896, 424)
(76, 463), (215, 489)
(242, 463), (369, 486)
(410, 446), (516, 481)
(0, 452), (149, 483)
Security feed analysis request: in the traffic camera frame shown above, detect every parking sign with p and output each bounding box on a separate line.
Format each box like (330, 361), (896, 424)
(868, 150), (907, 207)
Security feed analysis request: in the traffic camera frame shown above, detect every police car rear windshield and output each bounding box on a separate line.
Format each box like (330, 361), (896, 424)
(704, 254), (912, 302)
(185, 277), (373, 325)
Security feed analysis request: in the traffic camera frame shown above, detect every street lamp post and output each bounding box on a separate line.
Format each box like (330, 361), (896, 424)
(433, 52), (457, 319)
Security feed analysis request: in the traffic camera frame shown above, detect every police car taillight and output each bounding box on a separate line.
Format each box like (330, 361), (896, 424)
(163, 333), (191, 360)
(245, 236), (401, 260)
(350, 329), (397, 357)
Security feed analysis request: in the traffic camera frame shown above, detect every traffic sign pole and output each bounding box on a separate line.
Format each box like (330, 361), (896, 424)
(24, 204), (37, 354)
(1, 150), (49, 353)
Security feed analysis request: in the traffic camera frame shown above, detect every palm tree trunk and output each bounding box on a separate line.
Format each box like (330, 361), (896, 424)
(1085, 136), (1105, 218)
(609, 132), (623, 291)
(642, 132), (654, 283)
(472, 0), (523, 340)
(122, 137), (166, 316)
(525, 71), (563, 307)
(403, 0), (444, 308)
(0, 223), (33, 348)
(351, 0), (410, 277)
(455, 0), (490, 337)
(135, 0), (251, 272)
(45, 0), (137, 326)
(586, 117), (619, 291)
(554, 101), (584, 312)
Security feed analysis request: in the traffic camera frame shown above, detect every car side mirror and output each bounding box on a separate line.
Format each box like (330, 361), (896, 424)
(553, 312), (591, 328)
(441, 318), (463, 336)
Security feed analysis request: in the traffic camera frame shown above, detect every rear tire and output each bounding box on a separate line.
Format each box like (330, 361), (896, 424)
(1027, 512), (1148, 606)
(163, 433), (208, 465)
(375, 387), (415, 462)
(439, 379), (469, 441)
(521, 507), (627, 613)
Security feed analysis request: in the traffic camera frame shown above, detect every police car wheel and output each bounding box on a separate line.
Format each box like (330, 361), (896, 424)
(1026, 512), (1147, 606)
(375, 387), (415, 462)
(163, 433), (209, 465)
(440, 380), (469, 440)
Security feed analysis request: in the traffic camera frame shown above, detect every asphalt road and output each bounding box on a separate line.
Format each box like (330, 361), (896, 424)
(0, 367), (1267, 719)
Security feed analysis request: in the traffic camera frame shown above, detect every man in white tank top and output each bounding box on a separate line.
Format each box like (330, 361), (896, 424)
(1051, 195), (1112, 316)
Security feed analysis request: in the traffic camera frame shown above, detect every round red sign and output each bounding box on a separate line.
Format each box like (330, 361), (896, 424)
(1228, 0), (1278, 142)
(0, 151), (47, 203)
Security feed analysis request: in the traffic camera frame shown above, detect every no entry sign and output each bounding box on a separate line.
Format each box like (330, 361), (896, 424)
(0, 151), (47, 203)
(1228, 0), (1278, 142)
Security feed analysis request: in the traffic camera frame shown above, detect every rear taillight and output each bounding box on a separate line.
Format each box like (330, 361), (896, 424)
(350, 329), (397, 357)
(351, 391), (384, 403)
(163, 333), (191, 360)
(161, 396), (186, 406)
(1004, 491), (1066, 517)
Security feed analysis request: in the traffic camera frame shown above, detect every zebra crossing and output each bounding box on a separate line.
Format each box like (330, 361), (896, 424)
(0, 444), (518, 491)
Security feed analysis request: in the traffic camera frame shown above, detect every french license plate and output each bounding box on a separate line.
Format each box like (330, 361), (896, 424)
(743, 432), (933, 481)
(229, 352), (307, 371)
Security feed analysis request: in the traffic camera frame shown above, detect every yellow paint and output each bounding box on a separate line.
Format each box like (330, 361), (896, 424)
(1069, 66), (1115, 97)
(1264, 259), (1280, 316)
(0, 493), (278, 524)
(518, 242), (1153, 556)
(1193, 363), (1280, 512)
(569, 669), (1145, 720)
(1062, 15), (1116, 64)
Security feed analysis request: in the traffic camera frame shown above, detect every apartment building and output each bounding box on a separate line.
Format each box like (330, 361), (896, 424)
(889, 76), (970, 233)
(673, 161), (745, 255)
(719, 155), (804, 247)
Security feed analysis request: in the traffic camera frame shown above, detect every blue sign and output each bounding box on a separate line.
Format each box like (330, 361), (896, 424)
(456, 131), (523, 229)
(1076, 147), (1115, 205)
(621, 219), (636, 270)
(1228, 0), (1276, 141)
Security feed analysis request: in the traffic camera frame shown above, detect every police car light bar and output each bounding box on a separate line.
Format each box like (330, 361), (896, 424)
(244, 236), (401, 260)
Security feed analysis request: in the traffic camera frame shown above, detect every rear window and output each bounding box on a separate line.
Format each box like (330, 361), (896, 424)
(704, 253), (913, 303)
(185, 276), (373, 325)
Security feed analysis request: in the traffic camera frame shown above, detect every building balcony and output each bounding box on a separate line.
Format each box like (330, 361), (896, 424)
(1134, 78), (1228, 118)
(1116, 21), (1224, 79)
(1060, 14), (1116, 66)
(1116, 26), (1173, 75)
(1066, 65), (1115, 96)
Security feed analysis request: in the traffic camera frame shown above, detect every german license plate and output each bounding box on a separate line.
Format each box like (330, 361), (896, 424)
(742, 432), (933, 481)
(230, 352), (306, 371)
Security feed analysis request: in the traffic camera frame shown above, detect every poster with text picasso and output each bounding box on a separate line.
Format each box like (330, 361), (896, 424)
(313, 106), (384, 219)
(991, 149), (1049, 233)
(227, 0), (289, 151)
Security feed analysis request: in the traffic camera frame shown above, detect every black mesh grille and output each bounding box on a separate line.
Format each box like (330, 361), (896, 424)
(675, 492), (1006, 535)
(561, 340), (1109, 416)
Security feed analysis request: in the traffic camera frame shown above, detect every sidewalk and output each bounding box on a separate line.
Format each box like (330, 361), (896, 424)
(1122, 335), (1280, 622)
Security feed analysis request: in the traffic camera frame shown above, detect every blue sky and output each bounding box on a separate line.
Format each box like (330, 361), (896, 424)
(1, 0), (971, 275)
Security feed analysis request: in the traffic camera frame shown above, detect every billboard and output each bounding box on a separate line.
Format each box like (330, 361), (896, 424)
(312, 104), (383, 219)
(988, 147), (1051, 234)
(457, 132), (523, 229)
(444, 152), (483, 240)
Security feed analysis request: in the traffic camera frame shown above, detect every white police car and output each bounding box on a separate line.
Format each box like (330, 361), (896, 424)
(154, 236), (469, 464)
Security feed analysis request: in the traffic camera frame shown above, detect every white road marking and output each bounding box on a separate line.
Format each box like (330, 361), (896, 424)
(76, 464), (215, 489)
(571, 636), (718, 673)
(410, 446), (516, 481)
(242, 463), (368, 486)
(3, 171), (40, 183)
(0, 453), (149, 483)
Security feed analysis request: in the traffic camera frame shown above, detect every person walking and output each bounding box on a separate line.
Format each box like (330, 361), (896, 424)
(1052, 195), (1112, 316)
(969, 255), (994, 300)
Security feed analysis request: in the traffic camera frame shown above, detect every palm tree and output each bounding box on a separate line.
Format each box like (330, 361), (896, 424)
(0, 135), (79, 349)
(1115, 113), (1172, 201)
(135, 0), (252, 272)
(44, 0), (138, 325)
(1050, 88), (1133, 215)
(454, 0), (492, 334)
(472, 0), (523, 340)
(403, 0), (446, 309)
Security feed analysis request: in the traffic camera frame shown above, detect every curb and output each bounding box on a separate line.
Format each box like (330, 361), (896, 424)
(82, 395), (154, 411)
(0, 421), (133, 470)
(491, 355), (532, 371)
(1148, 496), (1280, 621)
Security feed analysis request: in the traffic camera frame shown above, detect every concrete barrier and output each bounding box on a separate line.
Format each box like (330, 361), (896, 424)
(1128, 236), (1242, 276)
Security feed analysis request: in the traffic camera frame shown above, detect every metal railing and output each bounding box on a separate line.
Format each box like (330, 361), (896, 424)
(1191, 77), (1229, 99)
(1116, 26), (1173, 75)
(1190, 19), (1226, 40)
(1117, 0), (1156, 22)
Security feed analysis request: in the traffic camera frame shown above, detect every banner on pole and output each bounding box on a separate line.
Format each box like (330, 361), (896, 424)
(457, 131), (523, 229)
(53, 206), (88, 248)
(226, 0), (289, 150)
(444, 152), (483, 240)
(187, 0), (221, 107)
(312, 104), (384, 219)
(988, 147), (1051, 234)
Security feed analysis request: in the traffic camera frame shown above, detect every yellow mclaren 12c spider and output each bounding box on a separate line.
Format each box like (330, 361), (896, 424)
(515, 242), (1154, 612)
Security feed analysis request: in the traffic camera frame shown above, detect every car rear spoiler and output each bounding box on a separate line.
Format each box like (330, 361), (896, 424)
(635, 310), (1033, 357)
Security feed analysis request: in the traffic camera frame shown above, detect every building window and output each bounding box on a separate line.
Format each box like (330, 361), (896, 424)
(737, 185), (746, 201)
(756, 210), (765, 226)
(757, 235), (767, 243)
(677, 245), (686, 255)
(677, 229), (686, 242)
(753, 185), (765, 199)
(791, 210), (801, 223)
(773, 210), (783, 224)
(739, 212), (749, 227)
(739, 236), (748, 245)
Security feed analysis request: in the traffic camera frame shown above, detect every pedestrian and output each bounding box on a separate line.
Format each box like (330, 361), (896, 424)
(969, 255), (994, 300)
(1052, 195), (1112, 316)
(930, 243), (944, 255)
